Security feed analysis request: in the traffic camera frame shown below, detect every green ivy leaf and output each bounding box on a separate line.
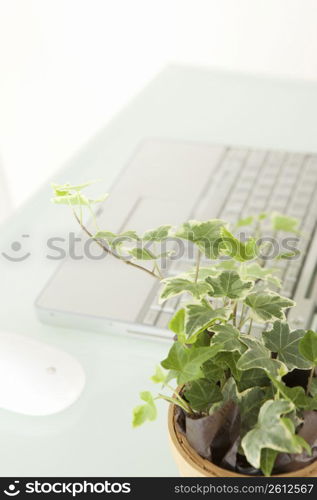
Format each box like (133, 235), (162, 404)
(164, 370), (178, 384)
(176, 219), (225, 259)
(268, 375), (314, 410)
(52, 180), (98, 195)
(95, 230), (139, 247)
(260, 448), (278, 477)
(132, 391), (157, 427)
(237, 368), (270, 391)
(150, 366), (166, 384)
(244, 291), (295, 322)
(299, 330), (317, 365)
(160, 277), (212, 302)
(192, 331), (211, 347)
(201, 359), (224, 383)
(51, 192), (108, 205)
(310, 378), (317, 397)
(276, 250), (300, 260)
(237, 336), (288, 377)
(241, 399), (308, 471)
(51, 181), (108, 205)
(168, 308), (186, 343)
(209, 324), (245, 353)
(222, 376), (239, 401)
(221, 227), (257, 262)
(142, 225), (173, 241)
(214, 351), (241, 380)
(258, 212), (268, 221)
(184, 266), (218, 281)
(271, 212), (300, 234)
(240, 262), (281, 288)
(128, 247), (158, 260)
(184, 379), (223, 412)
(215, 259), (238, 271)
(263, 321), (312, 371)
(161, 342), (222, 385)
(206, 270), (253, 299)
(236, 215), (254, 227)
(184, 302), (229, 342)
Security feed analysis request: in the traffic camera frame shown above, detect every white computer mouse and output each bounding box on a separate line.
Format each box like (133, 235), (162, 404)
(0, 332), (85, 416)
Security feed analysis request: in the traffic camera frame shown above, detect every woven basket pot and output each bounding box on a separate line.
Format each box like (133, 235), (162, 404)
(168, 404), (317, 477)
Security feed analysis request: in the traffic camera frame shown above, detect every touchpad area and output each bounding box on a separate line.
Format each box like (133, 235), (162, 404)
(119, 197), (186, 233)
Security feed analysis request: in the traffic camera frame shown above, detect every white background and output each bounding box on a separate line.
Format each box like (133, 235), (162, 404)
(1, 0), (317, 215)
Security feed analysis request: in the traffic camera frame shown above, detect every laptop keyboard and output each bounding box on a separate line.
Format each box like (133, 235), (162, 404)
(140, 147), (317, 332)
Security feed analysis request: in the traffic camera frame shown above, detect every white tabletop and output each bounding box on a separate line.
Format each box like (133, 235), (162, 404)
(1, 65), (317, 476)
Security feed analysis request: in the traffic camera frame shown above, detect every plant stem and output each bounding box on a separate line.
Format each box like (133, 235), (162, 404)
(232, 302), (237, 326)
(153, 243), (164, 279)
(223, 297), (230, 308)
(239, 315), (251, 329)
(73, 211), (162, 280)
(247, 318), (253, 335)
(156, 394), (192, 414)
(194, 249), (201, 283)
(164, 383), (192, 412)
(238, 304), (246, 328)
(307, 367), (315, 395)
(153, 260), (163, 279)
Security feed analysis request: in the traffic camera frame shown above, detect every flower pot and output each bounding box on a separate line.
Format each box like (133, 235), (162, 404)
(168, 404), (317, 477)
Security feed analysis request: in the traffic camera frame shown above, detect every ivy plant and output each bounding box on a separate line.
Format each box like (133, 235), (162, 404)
(51, 181), (317, 477)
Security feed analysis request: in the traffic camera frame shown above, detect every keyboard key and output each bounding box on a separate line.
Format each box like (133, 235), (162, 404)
(266, 152), (285, 166)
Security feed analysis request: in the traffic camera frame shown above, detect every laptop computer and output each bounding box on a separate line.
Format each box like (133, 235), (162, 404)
(35, 138), (317, 340)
